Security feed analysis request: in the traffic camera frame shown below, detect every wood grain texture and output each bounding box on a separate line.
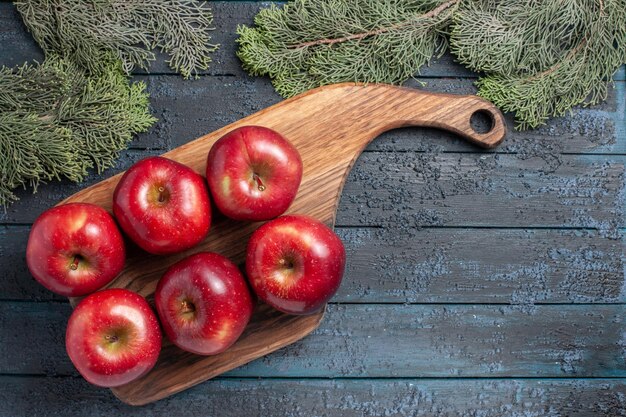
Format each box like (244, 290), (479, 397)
(3, 225), (623, 304)
(56, 83), (504, 404)
(335, 227), (625, 304)
(2, 376), (625, 417)
(3, 303), (624, 379)
(0, 77), (622, 226)
(338, 153), (625, 231)
(3, 152), (624, 231)
(0, 77), (626, 227)
(0, 76), (622, 225)
(128, 75), (626, 153)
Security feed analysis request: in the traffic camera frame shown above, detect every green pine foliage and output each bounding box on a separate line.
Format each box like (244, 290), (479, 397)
(0, 55), (155, 207)
(1, 0), (221, 207)
(237, 0), (626, 129)
(450, 0), (626, 129)
(237, 0), (458, 97)
(15, 0), (219, 78)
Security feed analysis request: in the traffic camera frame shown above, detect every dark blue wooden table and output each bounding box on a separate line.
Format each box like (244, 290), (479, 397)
(1, 2), (624, 415)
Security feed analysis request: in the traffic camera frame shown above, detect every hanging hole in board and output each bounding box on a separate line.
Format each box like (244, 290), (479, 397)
(470, 110), (495, 134)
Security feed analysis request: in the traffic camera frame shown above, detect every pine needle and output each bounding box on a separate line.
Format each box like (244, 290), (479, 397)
(15, 0), (219, 78)
(0, 55), (155, 206)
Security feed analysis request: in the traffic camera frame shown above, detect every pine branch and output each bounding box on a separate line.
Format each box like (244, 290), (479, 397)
(288, 0), (459, 49)
(238, 0), (625, 129)
(0, 55), (155, 206)
(450, 0), (626, 129)
(237, 0), (458, 98)
(15, 0), (219, 78)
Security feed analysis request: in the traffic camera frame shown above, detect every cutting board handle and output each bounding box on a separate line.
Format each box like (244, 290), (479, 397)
(357, 84), (506, 149)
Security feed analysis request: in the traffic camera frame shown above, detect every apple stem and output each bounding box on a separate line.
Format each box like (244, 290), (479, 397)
(279, 258), (294, 269)
(253, 174), (266, 191)
(105, 335), (119, 343)
(158, 186), (166, 202)
(69, 255), (80, 270)
(180, 300), (196, 314)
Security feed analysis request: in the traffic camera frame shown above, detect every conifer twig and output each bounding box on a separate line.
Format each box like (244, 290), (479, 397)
(451, 0), (626, 129)
(289, 0), (460, 49)
(0, 55), (155, 206)
(15, 0), (219, 78)
(237, 0), (458, 98)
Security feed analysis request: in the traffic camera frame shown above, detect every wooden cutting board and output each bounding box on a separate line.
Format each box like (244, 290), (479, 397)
(61, 83), (506, 405)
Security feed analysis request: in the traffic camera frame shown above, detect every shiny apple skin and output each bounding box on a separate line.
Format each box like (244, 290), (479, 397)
(26, 203), (126, 297)
(155, 252), (254, 355)
(246, 215), (346, 315)
(206, 125), (303, 221)
(65, 288), (162, 388)
(113, 156), (211, 255)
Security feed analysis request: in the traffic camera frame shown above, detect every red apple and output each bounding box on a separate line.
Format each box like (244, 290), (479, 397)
(155, 252), (254, 355)
(206, 126), (302, 221)
(66, 288), (162, 387)
(246, 215), (346, 315)
(113, 156), (211, 255)
(26, 203), (125, 297)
